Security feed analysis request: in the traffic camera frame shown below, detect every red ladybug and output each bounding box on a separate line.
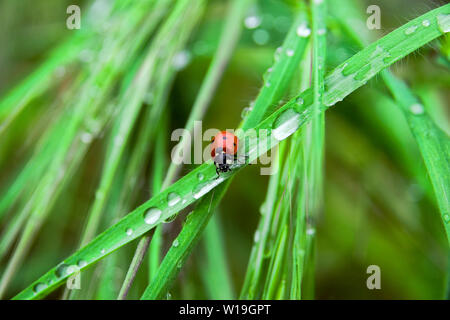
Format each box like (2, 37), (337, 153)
(211, 131), (238, 176)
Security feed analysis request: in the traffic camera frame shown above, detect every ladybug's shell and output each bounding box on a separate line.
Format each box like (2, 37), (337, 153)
(211, 131), (238, 158)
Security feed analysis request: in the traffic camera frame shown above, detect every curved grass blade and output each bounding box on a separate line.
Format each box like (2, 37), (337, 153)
(296, 0), (327, 299)
(331, 0), (450, 244)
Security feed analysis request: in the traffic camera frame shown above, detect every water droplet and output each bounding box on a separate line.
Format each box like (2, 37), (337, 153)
(254, 230), (260, 242)
(259, 202), (266, 215)
(182, 199), (187, 205)
(286, 49), (294, 57)
(409, 103), (424, 115)
(172, 239), (179, 247)
(263, 68), (272, 82)
(167, 192), (181, 207)
(296, 23), (311, 37)
(444, 214), (450, 223)
(95, 190), (105, 200)
(172, 50), (191, 70)
(193, 178), (224, 199)
(33, 283), (48, 294)
(101, 249), (106, 254)
(404, 25), (417, 35)
(265, 81), (271, 87)
(55, 264), (70, 278)
(80, 132), (93, 144)
(79, 49), (94, 63)
(244, 15), (261, 29)
(114, 135), (124, 146)
(55, 264), (78, 279)
(144, 207), (162, 224)
(274, 46), (282, 61)
(422, 20), (430, 27)
(317, 28), (326, 36)
(54, 66), (66, 78)
(164, 212), (179, 223)
(323, 63), (359, 106)
(437, 14), (450, 33)
(272, 109), (301, 141)
(306, 228), (316, 235)
(166, 292), (172, 300)
(295, 97), (304, 105)
(241, 107), (253, 119)
(252, 29), (270, 45)
(126, 228), (133, 236)
(77, 260), (88, 268)
(197, 173), (204, 181)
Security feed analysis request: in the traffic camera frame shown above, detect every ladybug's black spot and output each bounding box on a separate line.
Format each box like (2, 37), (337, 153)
(222, 136), (227, 140)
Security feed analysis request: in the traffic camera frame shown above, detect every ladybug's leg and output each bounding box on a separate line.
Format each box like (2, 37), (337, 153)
(215, 167), (220, 179)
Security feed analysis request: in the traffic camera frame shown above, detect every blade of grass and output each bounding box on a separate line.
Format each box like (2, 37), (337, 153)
(148, 124), (167, 281)
(119, 0), (253, 298)
(0, 0), (127, 135)
(115, 0), (208, 299)
(381, 70), (450, 243)
(331, 0), (450, 244)
(116, 114), (170, 300)
(298, 0), (327, 299)
(200, 213), (234, 299)
(0, 0), (162, 298)
(141, 184), (229, 299)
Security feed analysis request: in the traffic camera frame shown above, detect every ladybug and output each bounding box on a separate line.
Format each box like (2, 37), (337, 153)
(211, 131), (239, 176)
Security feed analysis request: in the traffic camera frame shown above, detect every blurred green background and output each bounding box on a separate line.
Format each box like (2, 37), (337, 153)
(0, 0), (448, 299)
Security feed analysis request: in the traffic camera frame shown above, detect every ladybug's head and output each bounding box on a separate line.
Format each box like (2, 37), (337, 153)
(213, 148), (234, 171)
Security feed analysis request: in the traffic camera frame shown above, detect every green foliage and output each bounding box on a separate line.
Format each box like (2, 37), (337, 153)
(0, 0), (448, 300)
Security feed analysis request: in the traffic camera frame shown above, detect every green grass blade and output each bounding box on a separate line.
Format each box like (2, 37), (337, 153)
(200, 213), (234, 299)
(141, 183), (230, 299)
(381, 70), (450, 243)
(297, 0), (327, 299)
